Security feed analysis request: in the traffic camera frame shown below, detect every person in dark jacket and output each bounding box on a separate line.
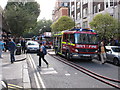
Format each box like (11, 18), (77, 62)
(8, 39), (17, 63)
(37, 43), (49, 68)
(20, 38), (26, 54)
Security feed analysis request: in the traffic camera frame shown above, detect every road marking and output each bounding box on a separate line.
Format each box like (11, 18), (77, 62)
(41, 67), (54, 71)
(29, 54), (46, 88)
(27, 54), (41, 88)
(65, 73), (71, 76)
(75, 73), (78, 74)
(40, 68), (58, 75)
(8, 83), (23, 88)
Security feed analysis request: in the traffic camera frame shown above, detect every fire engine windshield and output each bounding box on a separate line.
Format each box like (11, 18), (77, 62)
(75, 33), (98, 44)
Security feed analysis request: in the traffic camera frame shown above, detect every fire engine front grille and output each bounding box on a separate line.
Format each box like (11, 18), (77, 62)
(78, 49), (97, 52)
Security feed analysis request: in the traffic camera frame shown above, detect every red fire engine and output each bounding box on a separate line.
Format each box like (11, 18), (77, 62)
(53, 28), (98, 60)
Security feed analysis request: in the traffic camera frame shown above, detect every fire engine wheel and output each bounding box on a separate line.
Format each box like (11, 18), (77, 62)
(66, 51), (72, 60)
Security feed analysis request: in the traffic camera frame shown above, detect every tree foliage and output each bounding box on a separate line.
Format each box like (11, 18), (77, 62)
(51, 16), (75, 32)
(4, 1), (40, 37)
(89, 13), (119, 39)
(33, 19), (52, 35)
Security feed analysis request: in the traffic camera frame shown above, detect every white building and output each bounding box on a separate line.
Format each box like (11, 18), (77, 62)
(69, 0), (119, 28)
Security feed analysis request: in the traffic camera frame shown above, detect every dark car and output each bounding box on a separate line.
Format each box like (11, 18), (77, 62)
(106, 46), (120, 66)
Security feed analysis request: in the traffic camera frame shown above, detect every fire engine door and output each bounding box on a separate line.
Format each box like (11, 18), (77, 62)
(58, 36), (62, 53)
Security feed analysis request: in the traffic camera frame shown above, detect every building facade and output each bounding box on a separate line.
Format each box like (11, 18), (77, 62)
(69, 0), (119, 28)
(52, 0), (69, 22)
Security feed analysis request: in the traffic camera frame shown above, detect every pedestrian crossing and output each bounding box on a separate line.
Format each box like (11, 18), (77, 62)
(40, 67), (58, 75)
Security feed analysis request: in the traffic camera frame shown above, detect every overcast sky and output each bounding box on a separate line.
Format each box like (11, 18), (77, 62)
(0, 0), (56, 20)
(36, 0), (56, 20)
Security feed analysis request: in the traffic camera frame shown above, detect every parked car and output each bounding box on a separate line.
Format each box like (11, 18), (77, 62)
(105, 46), (120, 66)
(26, 41), (39, 52)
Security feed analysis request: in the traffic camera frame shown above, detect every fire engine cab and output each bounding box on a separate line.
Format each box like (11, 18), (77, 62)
(53, 28), (98, 60)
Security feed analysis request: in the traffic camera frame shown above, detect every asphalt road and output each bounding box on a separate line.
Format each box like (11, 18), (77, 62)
(27, 53), (115, 88)
(73, 59), (120, 81)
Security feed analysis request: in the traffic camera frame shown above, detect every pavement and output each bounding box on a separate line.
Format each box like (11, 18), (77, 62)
(1, 51), (31, 89)
(0, 49), (55, 89)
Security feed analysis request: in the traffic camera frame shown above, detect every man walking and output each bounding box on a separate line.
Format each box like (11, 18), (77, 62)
(0, 39), (4, 58)
(8, 39), (17, 63)
(37, 43), (49, 68)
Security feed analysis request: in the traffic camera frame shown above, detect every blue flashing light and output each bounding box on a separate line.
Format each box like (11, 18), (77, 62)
(70, 28), (96, 32)
(79, 29), (96, 32)
(80, 28), (83, 31)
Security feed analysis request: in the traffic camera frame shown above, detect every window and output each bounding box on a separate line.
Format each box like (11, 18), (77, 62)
(97, 4), (101, 12)
(72, 5), (75, 11)
(72, 15), (74, 19)
(75, 33), (89, 44)
(83, 21), (88, 28)
(83, 0), (88, 4)
(77, 12), (80, 19)
(75, 33), (98, 44)
(77, 2), (80, 9)
(106, 2), (108, 8)
(94, 6), (97, 13)
(63, 34), (68, 41)
(83, 8), (88, 18)
(88, 34), (98, 44)
(70, 34), (75, 43)
(112, 48), (120, 52)
(110, 0), (114, 6)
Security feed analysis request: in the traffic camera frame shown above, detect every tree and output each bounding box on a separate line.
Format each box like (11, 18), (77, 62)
(33, 19), (52, 35)
(4, 1), (40, 37)
(89, 13), (118, 40)
(51, 16), (75, 33)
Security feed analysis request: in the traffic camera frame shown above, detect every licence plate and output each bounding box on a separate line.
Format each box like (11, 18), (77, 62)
(83, 55), (90, 57)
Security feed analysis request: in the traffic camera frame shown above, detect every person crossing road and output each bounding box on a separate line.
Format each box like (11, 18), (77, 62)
(37, 42), (49, 68)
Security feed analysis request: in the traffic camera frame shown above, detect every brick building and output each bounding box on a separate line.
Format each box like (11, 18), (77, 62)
(52, 0), (69, 22)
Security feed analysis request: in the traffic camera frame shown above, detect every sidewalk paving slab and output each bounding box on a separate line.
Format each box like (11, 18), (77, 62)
(1, 52), (31, 89)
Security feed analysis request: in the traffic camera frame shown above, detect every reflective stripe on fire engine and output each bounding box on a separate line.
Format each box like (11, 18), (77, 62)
(68, 43), (75, 46)
(62, 42), (75, 46)
(62, 42), (66, 44)
(54, 34), (62, 36)
(58, 52), (62, 55)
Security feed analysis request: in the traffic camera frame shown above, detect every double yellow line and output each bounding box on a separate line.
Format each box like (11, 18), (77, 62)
(8, 83), (23, 89)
